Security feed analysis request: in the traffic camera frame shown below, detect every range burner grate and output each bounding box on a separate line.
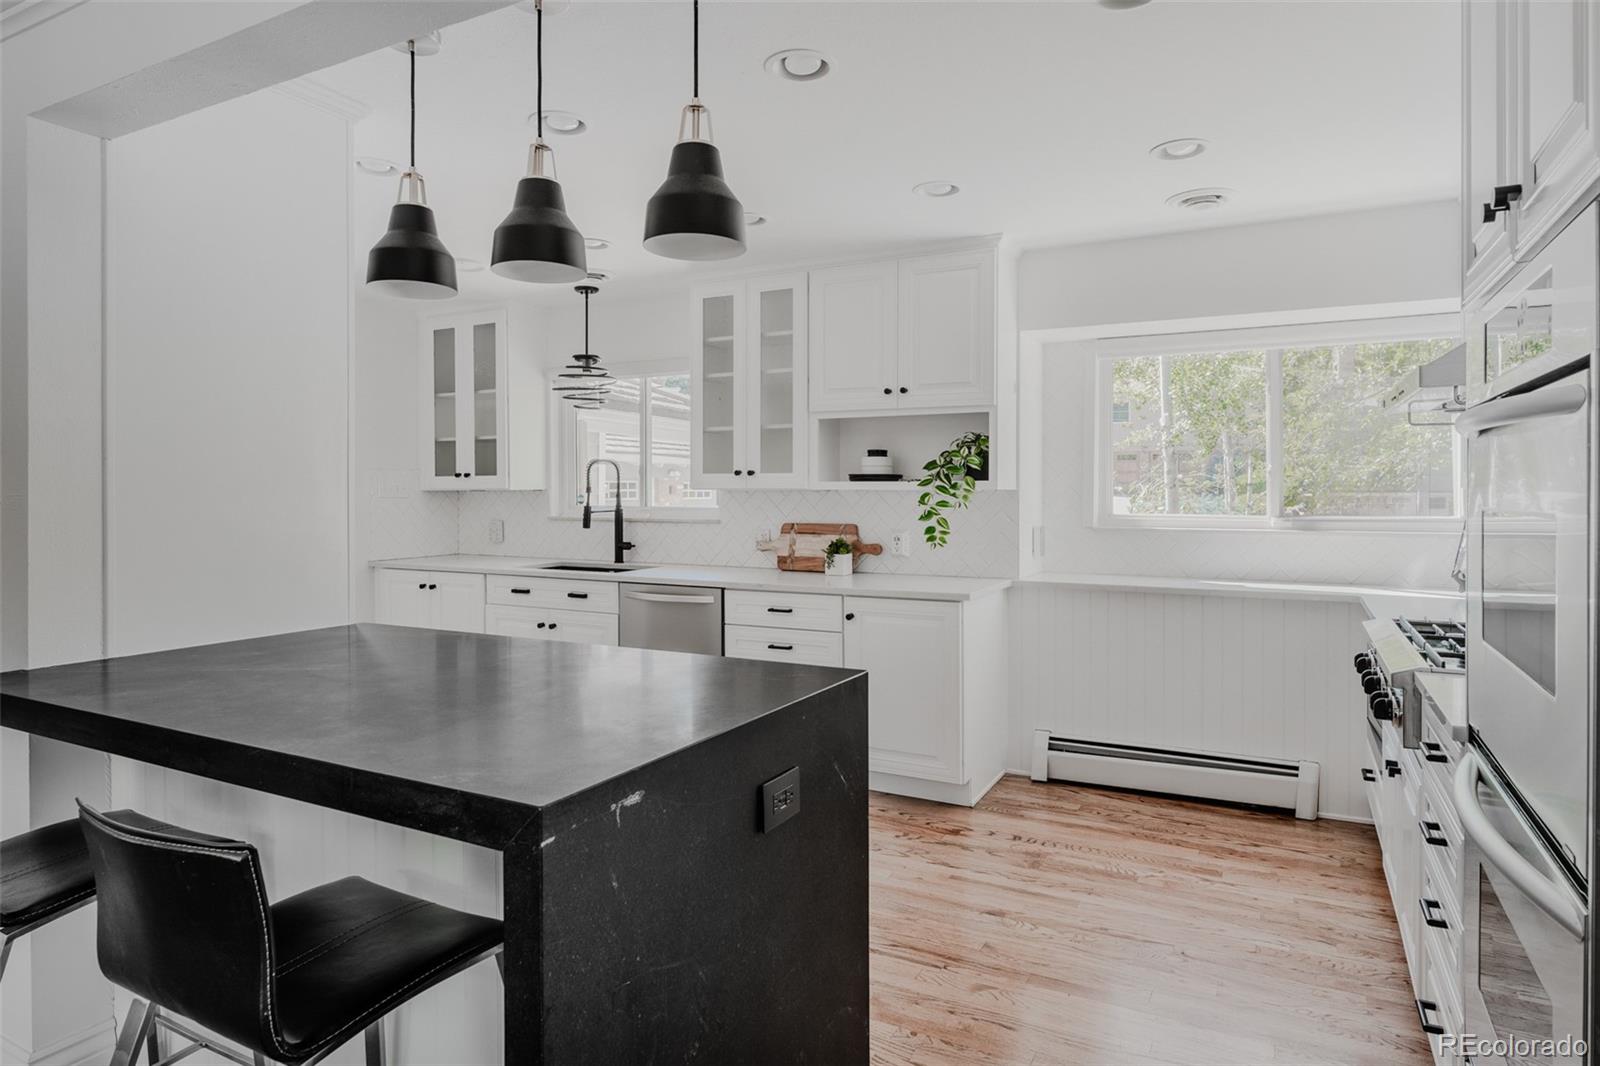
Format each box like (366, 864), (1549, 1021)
(1396, 618), (1466, 672)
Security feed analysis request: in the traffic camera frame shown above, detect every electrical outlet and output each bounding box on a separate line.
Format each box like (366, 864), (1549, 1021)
(760, 767), (800, 833)
(889, 530), (912, 557)
(489, 519), (505, 545)
(756, 528), (772, 550)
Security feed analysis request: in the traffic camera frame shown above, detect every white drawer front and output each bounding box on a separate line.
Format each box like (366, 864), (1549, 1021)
(724, 590), (842, 632)
(486, 574), (619, 613)
(724, 625), (843, 667)
(485, 604), (619, 646)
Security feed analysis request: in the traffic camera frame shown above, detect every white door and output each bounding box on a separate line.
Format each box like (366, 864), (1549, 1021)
(807, 261), (899, 412)
(744, 273), (808, 488)
(1513, 0), (1599, 250)
(1464, 0), (1516, 300)
(430, 572), (486, 633)
(843, 596), (964, 783)
(421, 311), (509, 490)
(374, 568), (433, 628)
(691, 283), (745, 489)
(897, 251), (994, 409)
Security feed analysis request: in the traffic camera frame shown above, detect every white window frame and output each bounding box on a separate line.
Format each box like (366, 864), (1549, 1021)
(1092, 315), (1464, 532)
(553, 361), (720, 522)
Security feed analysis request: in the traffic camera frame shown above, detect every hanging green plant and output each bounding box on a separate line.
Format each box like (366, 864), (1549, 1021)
(915, 431), (988, 548)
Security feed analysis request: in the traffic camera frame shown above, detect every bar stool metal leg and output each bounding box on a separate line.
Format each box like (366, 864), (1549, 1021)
(0, 934), (13, 984)
(363, 1021), (384, 1066)
(111, 999), (157, 1066)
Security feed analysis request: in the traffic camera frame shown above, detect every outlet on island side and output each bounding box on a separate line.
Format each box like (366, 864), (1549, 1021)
(760, 767), (800, 833)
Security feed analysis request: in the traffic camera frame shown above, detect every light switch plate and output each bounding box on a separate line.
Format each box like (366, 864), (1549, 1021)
(489, 519), (505, 545)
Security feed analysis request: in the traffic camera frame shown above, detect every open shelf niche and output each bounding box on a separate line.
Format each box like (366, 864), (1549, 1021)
(810, 409), (993, 490)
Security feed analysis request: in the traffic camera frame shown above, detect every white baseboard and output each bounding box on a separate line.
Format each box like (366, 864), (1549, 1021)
(869, 767), (1005, 807)
(1, 1018), (116, 1066)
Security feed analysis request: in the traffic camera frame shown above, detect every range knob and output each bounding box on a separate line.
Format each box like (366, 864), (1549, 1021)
(1353, 652), (1372, 674)
(1368, 691), (1395, 721)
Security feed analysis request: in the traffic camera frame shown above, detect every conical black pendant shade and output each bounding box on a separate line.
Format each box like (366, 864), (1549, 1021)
(491, 145), (587, 283)
(367, 179), (457, 300)
(644, 138), (745, 261)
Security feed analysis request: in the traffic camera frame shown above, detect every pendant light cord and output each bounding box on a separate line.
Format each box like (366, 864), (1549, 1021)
(536, 0), (544, 140)
(408, 39), (416, 169)
(692, 0), (699, 99)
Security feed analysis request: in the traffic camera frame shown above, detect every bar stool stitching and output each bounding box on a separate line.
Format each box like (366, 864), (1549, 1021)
(274, 899), (429, 975)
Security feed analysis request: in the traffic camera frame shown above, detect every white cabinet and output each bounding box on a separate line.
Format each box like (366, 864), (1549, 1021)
(484, 604), (618, 646)
(691, 274), (808, 489)
(809, 250), (997, 413)
(896, 251), (995, 409)
(843, 596), (965, 784)
(808, 261), (899, 412)
(421, 308), (545, 491)
(1463, 0), (1600, 300)
(373, 569), (485, 633)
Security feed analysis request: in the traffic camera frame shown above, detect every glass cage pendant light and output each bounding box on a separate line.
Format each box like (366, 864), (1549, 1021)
(366, 39), (458, 299)
(552, 284), (613, 409)
(491, 0), (587, 283)
(642, 0), (746, 261)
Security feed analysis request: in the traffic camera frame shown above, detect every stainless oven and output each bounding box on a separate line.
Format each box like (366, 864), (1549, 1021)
(1457, 750), (1587, 1064)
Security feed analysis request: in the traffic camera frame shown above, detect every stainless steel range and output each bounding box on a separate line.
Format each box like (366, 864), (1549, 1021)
(1354, 617), (1466, 749)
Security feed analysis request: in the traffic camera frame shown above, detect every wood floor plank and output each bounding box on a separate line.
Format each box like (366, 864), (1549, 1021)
(869, 776), (1432, 1066)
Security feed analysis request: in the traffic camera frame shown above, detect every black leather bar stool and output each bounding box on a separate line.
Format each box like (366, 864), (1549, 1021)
(1, 817), (99, 982)
(78, 804), (504, 1066)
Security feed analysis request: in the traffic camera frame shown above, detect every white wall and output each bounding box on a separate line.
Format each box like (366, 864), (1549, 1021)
(104, 90), (351, 655)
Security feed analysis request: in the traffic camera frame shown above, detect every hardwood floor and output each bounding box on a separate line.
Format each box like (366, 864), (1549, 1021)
(869, 776), (1432, 1066)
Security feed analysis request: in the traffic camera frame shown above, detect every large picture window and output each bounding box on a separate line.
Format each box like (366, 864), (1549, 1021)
(1099, 318), (1460, 527)
(566, 369), (717, 515)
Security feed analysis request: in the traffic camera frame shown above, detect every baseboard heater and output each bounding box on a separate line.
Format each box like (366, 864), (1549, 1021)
(1030, 730), (1320, 820)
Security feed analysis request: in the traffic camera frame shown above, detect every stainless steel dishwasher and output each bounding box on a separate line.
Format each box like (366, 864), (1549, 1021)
(618, 584), (724, 655)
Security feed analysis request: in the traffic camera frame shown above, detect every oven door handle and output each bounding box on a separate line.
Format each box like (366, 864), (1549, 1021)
(1454, 381), (1587, 436)
(1453, 752), (1586, 938)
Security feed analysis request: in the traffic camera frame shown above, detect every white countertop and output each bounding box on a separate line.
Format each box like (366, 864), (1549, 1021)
(1020, 572), (1464, 618)
(372, 555), (1012, 602)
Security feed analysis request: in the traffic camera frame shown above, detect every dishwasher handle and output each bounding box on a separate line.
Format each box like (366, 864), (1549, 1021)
(624, 591), (719, 605)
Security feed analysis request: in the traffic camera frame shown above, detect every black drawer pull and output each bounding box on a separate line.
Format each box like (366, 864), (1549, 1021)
(1421, 741), (1449, 764)
(566, 592), (588, 599)
(766, 607), (793, 614)
(1419, 898), (1449, 930)
(767, 643), (794, 651)
(510, 588), (531, 595)
(1420, 820), (1449, 848)
(845, 612), (855, 621)
(1415, 998), (1445, 1036)
(1385, 759), (1402, 778)
(1361, 768), (1376, 782)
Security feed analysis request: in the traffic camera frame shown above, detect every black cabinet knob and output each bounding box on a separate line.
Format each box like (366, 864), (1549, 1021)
(746, 469), (755, 476)
(417, 583), (426, 589)
(1369, 692), (1394, 720)
(733, 470), (743, 476)
(427, 584), (437, 590)
(883, 387), (892, 395)
(1353, 652), (1372, 673)
(453, 473), (462, 478)
(549, 623), (558, 630)
(844, 612), (855, 621)
(464, 472), (472, 478)
(899, 386), (908, 394)
(536, 622), (546, 629)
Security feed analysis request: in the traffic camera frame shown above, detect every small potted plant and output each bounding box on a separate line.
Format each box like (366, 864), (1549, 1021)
(822, 536), (854, 580)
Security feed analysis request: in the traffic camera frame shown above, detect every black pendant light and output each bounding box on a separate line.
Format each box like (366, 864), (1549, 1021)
(552, 284), (613, 409)
(642, 0), (746, 261)
(366, 39), (457, 300)
(491, 0), (587, 283)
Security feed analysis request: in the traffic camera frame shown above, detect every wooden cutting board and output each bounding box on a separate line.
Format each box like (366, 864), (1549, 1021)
(758, 522), (884, 572)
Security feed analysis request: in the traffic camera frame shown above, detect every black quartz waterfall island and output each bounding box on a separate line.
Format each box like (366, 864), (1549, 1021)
(0, 625), (870, 1063)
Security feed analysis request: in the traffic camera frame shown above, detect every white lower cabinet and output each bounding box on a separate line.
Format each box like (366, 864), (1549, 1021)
(844, 596), (964, 785)
(374, 569), (485, 633)
(485, 604), (618, 646)
(724, 624), (842, 667)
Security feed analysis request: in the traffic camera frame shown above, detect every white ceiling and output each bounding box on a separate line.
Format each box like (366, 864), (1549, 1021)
(313, 0), (1460, 303)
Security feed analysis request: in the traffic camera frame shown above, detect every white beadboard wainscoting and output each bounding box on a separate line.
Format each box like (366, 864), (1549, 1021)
(107, 760), (505, 1066)
(1007, 581), (1370, 821)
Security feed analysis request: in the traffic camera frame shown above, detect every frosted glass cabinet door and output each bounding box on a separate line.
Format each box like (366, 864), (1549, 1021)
(420, 310), (508, 489)
(691, 285), (743, 488)
(745, 273), (808, 488)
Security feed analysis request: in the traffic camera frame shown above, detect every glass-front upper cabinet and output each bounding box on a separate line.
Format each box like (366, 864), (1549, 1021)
(421, 308), (530, 491)
(691, 274), (808, 489)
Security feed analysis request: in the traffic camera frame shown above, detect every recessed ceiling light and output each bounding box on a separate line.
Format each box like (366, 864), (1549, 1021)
(585, 270), (612, 283)
(389, 32), (441, 57)
(530, 110), (587, 135)
(764, 49), (831, 82)
(354, 156), (399, 177)
(455, 257), (486, 272)
(912, 181), (960, 198)
(744, 212), (767, 226)
(1149, 138), (1208, 161)
(584, 236), (611, 251)
(1166, 187), (1232, 210)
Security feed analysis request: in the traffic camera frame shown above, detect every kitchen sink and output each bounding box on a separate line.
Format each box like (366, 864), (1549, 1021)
(528, 562), (656, 573)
